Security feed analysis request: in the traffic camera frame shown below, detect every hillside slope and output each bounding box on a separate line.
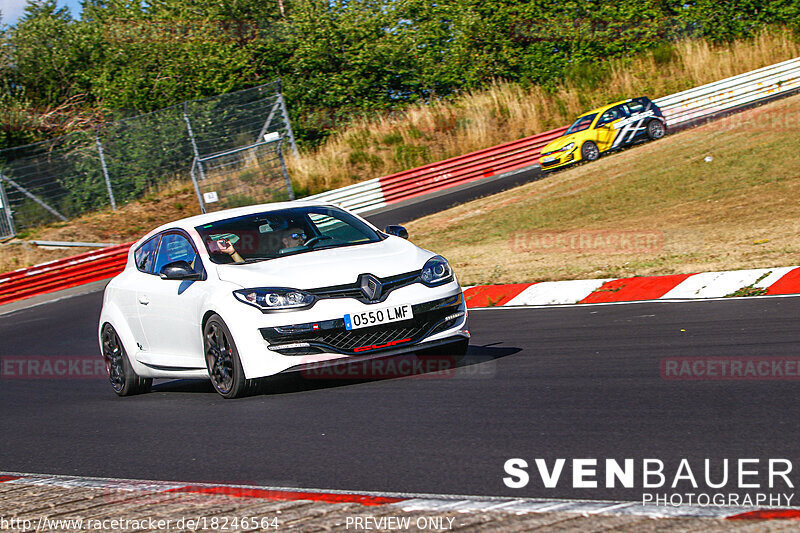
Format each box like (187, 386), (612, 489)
(406, 93), (800, 286)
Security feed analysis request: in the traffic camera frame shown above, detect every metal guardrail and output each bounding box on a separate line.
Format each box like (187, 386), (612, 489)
(306, 127), (567, 213)
(2, 56), (799, 306)
(654, 57), (800, 127)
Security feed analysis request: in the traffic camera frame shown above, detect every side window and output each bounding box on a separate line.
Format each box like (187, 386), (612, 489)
(596, 105), (628, 128)
(154, 233), (198, 275)
(596, 109), (618, 127)
(134, 236), (159, 274)
(627, 100), (645, 114)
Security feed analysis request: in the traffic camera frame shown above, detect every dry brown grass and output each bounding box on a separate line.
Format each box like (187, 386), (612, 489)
(404, 92), (800, 286)
(288, 29), (800, 195)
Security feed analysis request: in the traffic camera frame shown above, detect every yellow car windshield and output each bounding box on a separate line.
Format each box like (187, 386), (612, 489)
(565, 113), (597, 135)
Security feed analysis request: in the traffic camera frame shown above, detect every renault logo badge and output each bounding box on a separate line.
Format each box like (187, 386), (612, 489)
(359, 274), (383, 302)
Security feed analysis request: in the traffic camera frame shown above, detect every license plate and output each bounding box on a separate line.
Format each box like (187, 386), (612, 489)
(542, 156), (556, 163)
(344, 304), (413, 330)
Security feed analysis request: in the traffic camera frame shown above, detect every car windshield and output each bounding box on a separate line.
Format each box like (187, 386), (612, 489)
(196, 205), (383, 264)
(565, 113), (597, 135)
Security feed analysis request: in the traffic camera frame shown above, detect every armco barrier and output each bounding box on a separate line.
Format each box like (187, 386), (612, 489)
(654, 57), (800, 127)
(2, 56), (799, 306)
(306, 126), (567, 213)
(0, 243), (132, 306)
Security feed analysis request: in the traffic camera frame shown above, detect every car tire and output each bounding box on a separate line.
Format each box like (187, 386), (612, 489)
(102, 324), (152, 396)
(581, 141), (600, 162)
(646, 119), (666, 140)
(204, 314), (261, 399)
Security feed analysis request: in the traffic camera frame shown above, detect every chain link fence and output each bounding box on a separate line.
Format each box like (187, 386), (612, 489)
(0, 80), (297, 238)
(191, 135), (294, 213)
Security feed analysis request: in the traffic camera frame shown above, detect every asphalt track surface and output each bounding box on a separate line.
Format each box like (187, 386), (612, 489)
(2, 290), (800, 502)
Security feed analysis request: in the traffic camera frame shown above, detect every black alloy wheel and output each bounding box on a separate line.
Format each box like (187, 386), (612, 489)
(102, 324), (152, 396)
(204, 314), (261, 399)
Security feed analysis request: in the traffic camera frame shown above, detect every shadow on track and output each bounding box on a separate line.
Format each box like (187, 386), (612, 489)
(152, 343), (521, 397)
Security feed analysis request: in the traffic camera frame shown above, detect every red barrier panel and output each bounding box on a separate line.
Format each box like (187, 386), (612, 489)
(0, 243), (133, 306)
(378, 126), (567, 205)
(0, 243), (132, 285)
(0, 255), (129, 300)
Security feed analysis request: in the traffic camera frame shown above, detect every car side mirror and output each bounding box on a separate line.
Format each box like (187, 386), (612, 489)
(384, 225), (409, 239)
(159, 260), (202, 281)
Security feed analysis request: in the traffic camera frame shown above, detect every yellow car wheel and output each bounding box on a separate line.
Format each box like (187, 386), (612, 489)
(581, 141), (600, 162)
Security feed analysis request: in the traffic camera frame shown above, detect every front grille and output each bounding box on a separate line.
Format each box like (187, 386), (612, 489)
(261, 294), (463, 355)
(309, 324), (426, 352)
(307, 271), (420, 304)
(541, 158), (561, 167)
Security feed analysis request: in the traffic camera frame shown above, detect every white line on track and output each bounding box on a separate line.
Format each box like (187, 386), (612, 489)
(468, 292), (800, 311)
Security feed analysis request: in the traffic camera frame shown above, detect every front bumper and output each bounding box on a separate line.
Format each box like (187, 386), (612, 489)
(260, 293), (465, 356)
(540, 151), (576, 170)
(226, 280), (468, 379)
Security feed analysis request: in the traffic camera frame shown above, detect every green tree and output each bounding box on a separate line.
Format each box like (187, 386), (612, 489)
(9, 1), (85, 105)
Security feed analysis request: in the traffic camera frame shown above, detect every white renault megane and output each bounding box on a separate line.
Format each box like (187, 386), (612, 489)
(98, 201), (469, 398)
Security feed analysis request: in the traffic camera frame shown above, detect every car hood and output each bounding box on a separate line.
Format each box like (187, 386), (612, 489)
(215, 237), (435, 289)
(541, 134), (580, 154)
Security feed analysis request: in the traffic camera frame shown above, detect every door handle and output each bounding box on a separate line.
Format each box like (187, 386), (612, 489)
(138, 295), (150, 305)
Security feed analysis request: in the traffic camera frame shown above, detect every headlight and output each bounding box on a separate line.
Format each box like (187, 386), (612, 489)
(542, 143), (574, 156)
(558, 142), (575, 152)
(420, 255), (454, 286)
(233, 288), (316, 311)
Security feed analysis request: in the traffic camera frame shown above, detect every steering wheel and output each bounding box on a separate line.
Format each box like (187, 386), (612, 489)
(304, 235), (333, 247)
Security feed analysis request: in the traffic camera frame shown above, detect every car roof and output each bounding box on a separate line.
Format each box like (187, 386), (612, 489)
(137, 199), (336, 243)
(576, 97), (648, 120)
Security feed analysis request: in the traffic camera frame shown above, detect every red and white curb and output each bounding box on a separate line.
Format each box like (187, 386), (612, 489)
(463, 266), (800, 308)
(1, 472), (798, 521)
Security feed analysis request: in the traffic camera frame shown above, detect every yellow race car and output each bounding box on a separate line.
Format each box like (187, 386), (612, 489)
(539, 96), (667, 171)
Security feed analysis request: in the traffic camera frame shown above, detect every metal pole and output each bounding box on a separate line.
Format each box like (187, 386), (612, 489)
(189, 160), (207, 214)
(0, 172), (67, 222)
(277, 92), (299, 156)
(256, 98), (281, 144)
(277, 140), (295, 200)
(183, 102), (209, 213)
(95, 131), (117, 211)
(0, 176), (16, 238)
